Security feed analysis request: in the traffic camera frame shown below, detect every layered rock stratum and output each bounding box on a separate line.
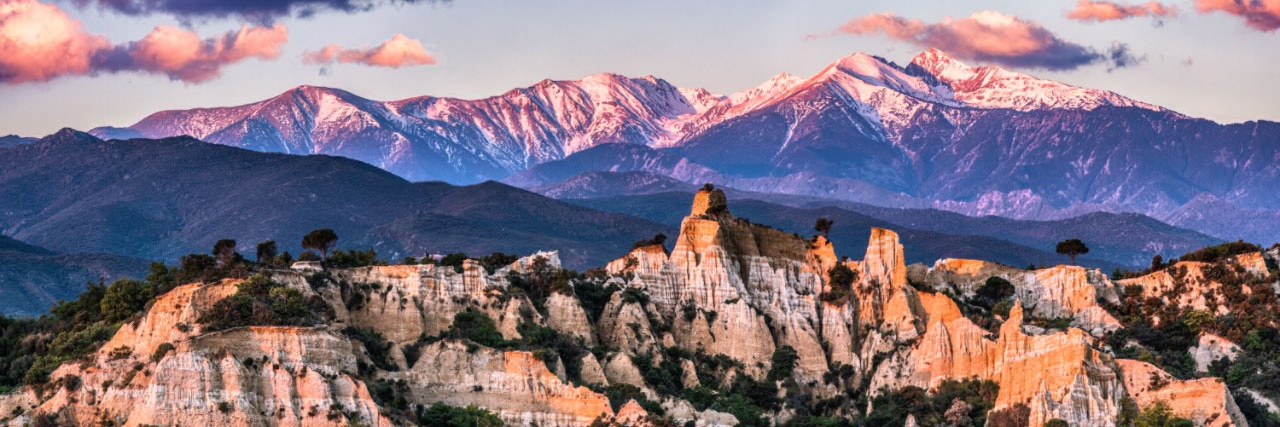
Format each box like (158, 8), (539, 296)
(1, 189), (1268, 426)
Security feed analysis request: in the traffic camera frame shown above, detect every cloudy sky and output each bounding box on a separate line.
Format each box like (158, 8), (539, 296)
(1, 0), (1277, 136)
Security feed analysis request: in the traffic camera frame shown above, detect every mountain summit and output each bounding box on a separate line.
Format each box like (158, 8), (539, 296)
(907, 48), (1167, 112)
(87, 49), (1280, 244)
(89, 48), (1170, 184)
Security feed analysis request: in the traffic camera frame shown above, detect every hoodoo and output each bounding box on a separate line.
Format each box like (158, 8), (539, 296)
(0, 191), (1258, 426)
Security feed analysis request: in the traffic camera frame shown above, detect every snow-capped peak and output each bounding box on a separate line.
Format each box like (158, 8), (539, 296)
(909, 48), (976, 83)
(907, 49), (1167, 113)
(726, 73), (804, 109)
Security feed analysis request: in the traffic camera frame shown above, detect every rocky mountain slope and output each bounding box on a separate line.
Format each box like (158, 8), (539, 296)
(0, 136), (34, 148)
(2, 189), (1273, 426)
(87, 49), (1280, 244)
(0, 235), (149, 317)
(0, 129), (669, 271)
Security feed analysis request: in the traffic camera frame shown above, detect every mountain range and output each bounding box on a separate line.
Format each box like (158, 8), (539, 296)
(85, 48), (1280, 245)
(0, 129), (675, 273)
(0, 129), (1229, 315)
(0, 235), (148, 317)
(2, 130), (1161, 271)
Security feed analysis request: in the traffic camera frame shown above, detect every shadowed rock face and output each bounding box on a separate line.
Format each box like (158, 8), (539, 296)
(1117, 359), (1247, 427)
(0, 191), (1255, 426)
(871, 298), (1125, 426)
(922, 259), (1123, 336)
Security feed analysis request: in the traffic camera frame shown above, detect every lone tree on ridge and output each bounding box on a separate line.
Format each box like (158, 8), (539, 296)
(302, 229), (338, 261)
(1055, 238), (1089, 266)
(814, 218), (833, 237)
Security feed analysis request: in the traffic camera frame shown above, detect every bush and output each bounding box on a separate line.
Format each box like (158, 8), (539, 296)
(820, 264), (857, 305)
(199, 274), (329, 331)
(1179, 240), (1260, 264)
(326, 249), (381, 268)
(417, 403), (505, 426)
(767, 345), (799, 382)
(988, 403), (1031, 427)
(344, 327), (397, 372)
(151, 342), (175, 363)
(632, 233), (668, 250)
(574, 280), (619, 323)
(479, 252), (519, 274)
(100, 279), (152, 323)
(621, 287), (650, 305)
(439, 253), (469, 273)
(505, 256), (575, 314)
(256, 240), (277, 264)
(973, 276), (1015, 311)
(1132, 401), (1194, 427)
(858, 379), (999, 427)
(442, 311), (507, 348)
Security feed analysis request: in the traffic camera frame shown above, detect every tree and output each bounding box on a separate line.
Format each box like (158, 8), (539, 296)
(256, 240), (278, 264)
(212, 239), (237, 266)
(1055, 239), (1089, 265)
(301, 229), (338, 261)
(100, 279), (152, 323)
(814, 218), (833, 237)
(1043, 420), (1070, 427)
(1150, 254), (1164, 272)
(1133, 401), (1194, 427)
(821, 264), (858, 305)
(702, 183), (715, 192)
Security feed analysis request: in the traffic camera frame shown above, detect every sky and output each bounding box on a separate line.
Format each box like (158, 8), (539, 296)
(1, 0), (1278, 137)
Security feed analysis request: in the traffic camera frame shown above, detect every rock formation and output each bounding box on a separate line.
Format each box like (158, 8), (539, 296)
(0, 189), (1267, 426)
(1117, 359), (1247, 427)
(922, 259), (1122, 336)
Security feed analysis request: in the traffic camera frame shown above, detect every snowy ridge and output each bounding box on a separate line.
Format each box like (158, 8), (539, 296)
(907, 48), (1169, 112)
(94, 48), (1176, 184)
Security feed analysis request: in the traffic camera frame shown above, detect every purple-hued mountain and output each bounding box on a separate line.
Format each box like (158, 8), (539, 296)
(90, 49), (1280, 243)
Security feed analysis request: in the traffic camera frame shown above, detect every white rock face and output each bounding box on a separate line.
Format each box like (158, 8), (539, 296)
(0, 281), (388, 427)
(390, 341), (613, 427)
(1191, 333), (1242, 373)
(923, 259), (1122, 336)
(870, 297), (1125, 427)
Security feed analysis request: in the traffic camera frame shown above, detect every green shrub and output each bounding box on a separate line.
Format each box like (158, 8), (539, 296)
(416, 403), (505, 427)
(1132, 401), (1194, 427)
(439, 253), (469, 273)
(819, 264), (857, 305)
(479, 252), (519, 274)
(343, 327), (397, 372)
(325, 249), (381, 268)
(443, 311), (506, 348)
(100, 279), (152, 323)
(199, 274), (328, 331)
(151, 342), (175, 363)
(596, 383), (664, 416)
(1178, 241), (1260, 264)
(767, 345), (799, 382)
(621, 287), (650, 305)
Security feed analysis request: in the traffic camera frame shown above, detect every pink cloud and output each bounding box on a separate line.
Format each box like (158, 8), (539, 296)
(837, 11), (1110, 70)
(304, 34), (435, 68)
(0, 0), (111, 83)
(1196, 0), (1280, 31)
(0, 0), (287, 84)
(124, 24), (288, 82)
(1067, 1), (1178, 21)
